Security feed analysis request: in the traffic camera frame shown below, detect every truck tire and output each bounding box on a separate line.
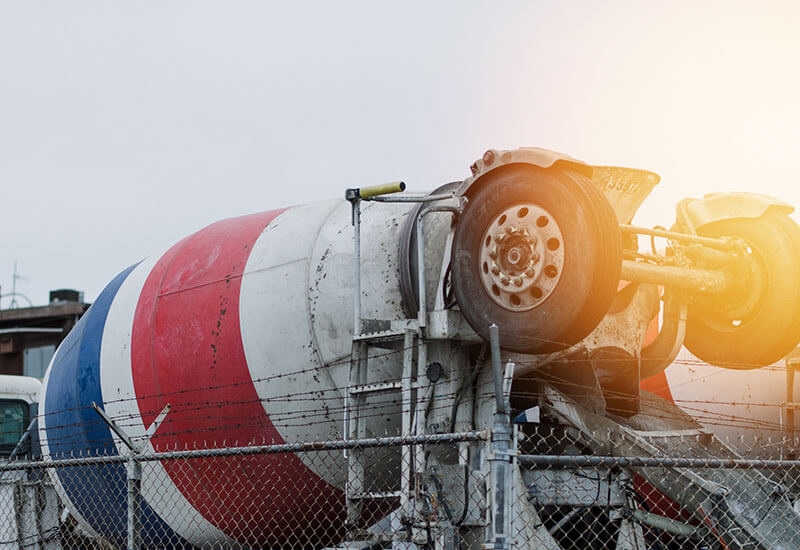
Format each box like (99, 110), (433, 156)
(451, 164), (622, 353)
(684, 213), (800, 368)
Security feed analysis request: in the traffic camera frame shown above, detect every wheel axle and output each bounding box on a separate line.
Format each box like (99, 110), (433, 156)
(620, 261), (733, 294)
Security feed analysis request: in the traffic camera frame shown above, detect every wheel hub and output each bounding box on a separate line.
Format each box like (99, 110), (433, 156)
(479, 203), (565, 311)
(702, 241), (768, 330)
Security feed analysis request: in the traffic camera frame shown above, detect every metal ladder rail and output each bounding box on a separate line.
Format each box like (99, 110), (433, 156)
(344, 328), (418, 532)
(399, 329), (416, 511)
(344, 183), (460, 535)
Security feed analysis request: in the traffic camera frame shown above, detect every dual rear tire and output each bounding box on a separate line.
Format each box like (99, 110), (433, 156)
(451, 165), (622, 354)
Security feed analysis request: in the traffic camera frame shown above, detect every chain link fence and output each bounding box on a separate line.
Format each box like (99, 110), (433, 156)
(3, 425), (800, 548)
(515, 427), (800, 550)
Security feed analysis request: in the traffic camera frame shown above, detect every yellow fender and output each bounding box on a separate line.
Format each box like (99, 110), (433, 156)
(677, 192), (794, 232)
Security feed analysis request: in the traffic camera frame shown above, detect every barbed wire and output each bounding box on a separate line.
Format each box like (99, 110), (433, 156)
(23, 330), (800, 454)
(32, 380), (800, 450)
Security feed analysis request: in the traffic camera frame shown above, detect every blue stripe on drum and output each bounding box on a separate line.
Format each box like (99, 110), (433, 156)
(43, 263), (188, 548)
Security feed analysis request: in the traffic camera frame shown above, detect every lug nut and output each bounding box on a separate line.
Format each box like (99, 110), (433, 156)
(490, 265), (500, 275)
(513, 277), (523, 287)
(531, 252), (540, 264)
(500, 275), (510, 285)
(524, 267), (534, 277)
(488, 249), (498, 259)
(505, 226), (516, 234)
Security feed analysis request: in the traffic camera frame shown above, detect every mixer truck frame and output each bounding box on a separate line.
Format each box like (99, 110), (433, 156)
(9, 146), (800, 549)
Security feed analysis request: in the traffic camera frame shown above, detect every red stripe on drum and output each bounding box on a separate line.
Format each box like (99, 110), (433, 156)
(131, 209), (344, 546)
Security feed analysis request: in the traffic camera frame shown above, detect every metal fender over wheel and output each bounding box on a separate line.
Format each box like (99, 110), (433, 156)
(684, 214), (800, 368)
(451, 165), (622, 353)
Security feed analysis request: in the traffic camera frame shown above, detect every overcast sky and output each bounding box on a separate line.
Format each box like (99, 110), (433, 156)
(2, 1), (799, 306)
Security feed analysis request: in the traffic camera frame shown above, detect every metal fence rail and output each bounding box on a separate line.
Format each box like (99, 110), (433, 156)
(4, 429), (800, 549)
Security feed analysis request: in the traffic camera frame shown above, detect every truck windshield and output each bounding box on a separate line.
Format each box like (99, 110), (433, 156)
(0, 400), (28, 454)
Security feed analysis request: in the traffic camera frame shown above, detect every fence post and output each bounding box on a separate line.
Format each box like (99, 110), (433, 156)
(127, 453), (142, 550)
(92, 401), (169, 550)
(489, 324), (513, 549)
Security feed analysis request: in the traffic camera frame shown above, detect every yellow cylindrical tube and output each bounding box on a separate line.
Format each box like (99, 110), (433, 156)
(358, 181), (406, 199)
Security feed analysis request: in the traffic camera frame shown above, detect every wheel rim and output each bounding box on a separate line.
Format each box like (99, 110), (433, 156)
(478, 203), (565, 311)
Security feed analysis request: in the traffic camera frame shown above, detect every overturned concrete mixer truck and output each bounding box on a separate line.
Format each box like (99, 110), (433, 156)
(30, 147), (800, 548)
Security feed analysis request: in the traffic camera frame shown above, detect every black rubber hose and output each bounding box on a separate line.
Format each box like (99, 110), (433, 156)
(449, 345), (486, 433)
(431, 474), (456, 524)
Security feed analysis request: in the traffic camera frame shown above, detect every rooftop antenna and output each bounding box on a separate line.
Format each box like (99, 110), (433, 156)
(3, 261), (32, 309)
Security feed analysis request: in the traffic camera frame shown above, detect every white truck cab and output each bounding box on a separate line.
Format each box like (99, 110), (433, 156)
(0, 374), (41, 457)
